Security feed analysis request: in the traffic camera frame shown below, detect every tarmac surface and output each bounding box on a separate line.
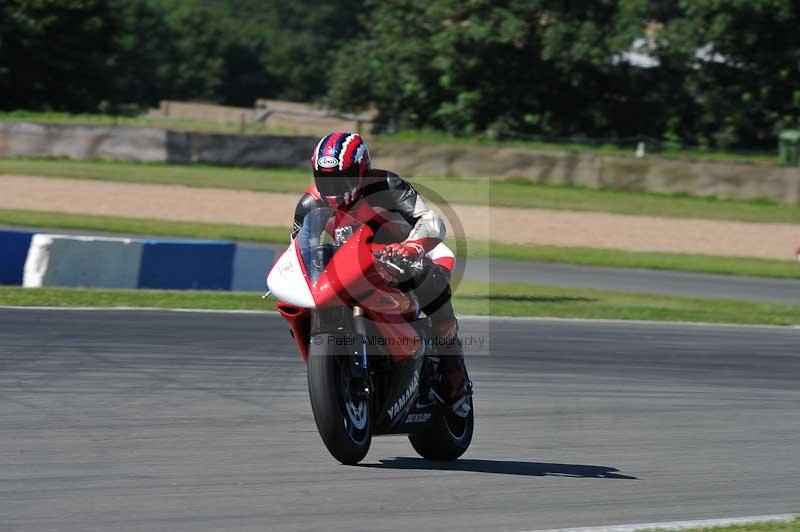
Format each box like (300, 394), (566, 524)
(462, 259), (800, 305)
(1, 308), (798, 532)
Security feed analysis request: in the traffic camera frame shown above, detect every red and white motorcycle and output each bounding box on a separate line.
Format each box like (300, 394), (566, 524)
(267, 207), (474, 464)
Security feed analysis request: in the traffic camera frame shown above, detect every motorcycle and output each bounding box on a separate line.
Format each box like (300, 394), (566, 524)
(266, 206), (474, 465)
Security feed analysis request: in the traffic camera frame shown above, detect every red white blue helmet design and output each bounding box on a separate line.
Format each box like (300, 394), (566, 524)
(311, 132), (371, 199)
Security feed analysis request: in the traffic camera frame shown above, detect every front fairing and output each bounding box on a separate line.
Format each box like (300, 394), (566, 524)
(267, 207), (418, 316)
(267, 208), (365, 308)
(268, 207), (422, 363)
(266, 241), (316, 308)
(312, 223), (384, 309)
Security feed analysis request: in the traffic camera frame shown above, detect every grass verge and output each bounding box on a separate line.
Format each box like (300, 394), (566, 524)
(452, 280), (800, 324)
(0, 209), (290, 243)
(664, 518), (800, 532)
(2, 158), (798, 224)
(2, 209), (798, 279)
(0, 158), (310, 194)
(1, 283), (797, 325)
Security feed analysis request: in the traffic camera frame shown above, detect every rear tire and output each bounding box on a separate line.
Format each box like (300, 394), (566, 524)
(408, 397), (474, 461)
(307, 337), (371, 465)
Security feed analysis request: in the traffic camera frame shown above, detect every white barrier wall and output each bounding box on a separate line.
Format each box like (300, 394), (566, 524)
(23, 234), (144, 289)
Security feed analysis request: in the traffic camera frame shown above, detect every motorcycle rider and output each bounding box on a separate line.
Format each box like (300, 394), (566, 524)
(292, 131), (471, 408)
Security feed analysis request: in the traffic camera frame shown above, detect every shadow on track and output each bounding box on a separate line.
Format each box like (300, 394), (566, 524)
(361, 457), (637, 479)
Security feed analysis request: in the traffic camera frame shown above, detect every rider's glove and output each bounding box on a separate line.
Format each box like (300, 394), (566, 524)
(382, 241), (426, 262)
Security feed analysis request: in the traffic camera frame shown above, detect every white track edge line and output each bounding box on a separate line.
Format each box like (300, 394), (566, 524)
(517, 513), (799, 532)
(1, 305), (798, 330)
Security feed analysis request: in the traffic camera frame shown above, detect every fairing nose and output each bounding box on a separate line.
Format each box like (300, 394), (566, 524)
(267, 243), (316, 308)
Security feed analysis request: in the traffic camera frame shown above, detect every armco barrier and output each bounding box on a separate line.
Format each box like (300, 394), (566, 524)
(23, 234), (144, 288)
(231, 245), (275, 291)
(137, 240), (236, 290)
(0, 230), (34, 285)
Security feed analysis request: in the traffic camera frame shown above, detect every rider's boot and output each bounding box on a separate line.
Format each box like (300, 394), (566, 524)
(411, 258), (472, 411)
(430, 316), (471, 411)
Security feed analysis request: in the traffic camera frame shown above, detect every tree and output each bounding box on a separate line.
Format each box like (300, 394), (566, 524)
(0, 0), (121, 111)
(652, 0), (800, 149)
(329, 0), (800, 149)
(328, 0), (659, 138)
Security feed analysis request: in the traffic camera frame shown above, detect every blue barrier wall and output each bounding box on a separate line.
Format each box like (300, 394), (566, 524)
(0, 230), (34, 285)
(137, 240), (236, 290)
(10, 231), (274, 291)
(231, 245), (275, 291)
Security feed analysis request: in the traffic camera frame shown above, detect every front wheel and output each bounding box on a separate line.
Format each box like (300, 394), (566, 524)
(307, 338), (372, 465)
(408, 397), (474, 461)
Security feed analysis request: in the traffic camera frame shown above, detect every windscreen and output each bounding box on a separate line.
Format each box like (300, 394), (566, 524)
(296, 207), (360, 285)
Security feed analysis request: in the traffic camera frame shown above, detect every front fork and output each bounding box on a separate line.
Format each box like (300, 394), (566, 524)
(419, 319), (439, 402)
(349, 306), (370, 401)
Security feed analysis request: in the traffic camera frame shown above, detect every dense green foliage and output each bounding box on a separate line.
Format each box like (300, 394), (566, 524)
(329, 0), (800, 149)
(0, 0), (366, 109)
(1, 0), (799, 149)
(0, 0), (120, 110)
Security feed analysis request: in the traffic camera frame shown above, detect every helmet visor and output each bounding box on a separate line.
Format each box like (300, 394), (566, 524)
(315, 172), (359, 198)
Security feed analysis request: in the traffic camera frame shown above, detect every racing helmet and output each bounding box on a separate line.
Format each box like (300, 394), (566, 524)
(311, 132), (371, 203)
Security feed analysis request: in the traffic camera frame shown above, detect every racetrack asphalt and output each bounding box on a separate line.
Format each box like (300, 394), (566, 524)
(1, 309), (798, 532)
(462, 259), (800, 305)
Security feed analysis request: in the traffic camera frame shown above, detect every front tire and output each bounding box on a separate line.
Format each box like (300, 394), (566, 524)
(307, 338), (371, 465)
(408, 397), (474, 461)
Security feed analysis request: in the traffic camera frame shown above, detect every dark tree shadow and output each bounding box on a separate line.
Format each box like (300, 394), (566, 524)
(458, 295), (597, 303)
(361, 457), (637, 479)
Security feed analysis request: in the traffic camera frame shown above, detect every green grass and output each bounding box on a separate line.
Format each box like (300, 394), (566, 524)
(0, 286), (269, 311)
(0, 208), (289, 243)
(452, 279), (800, 323)
(416, 176), (800, 223)
(0, 158), (310, 194)
(2, 208), (798, 279)
(2, 158), (798, 223)
(1, 283), (798, 325)
(657, 518), (800, 532)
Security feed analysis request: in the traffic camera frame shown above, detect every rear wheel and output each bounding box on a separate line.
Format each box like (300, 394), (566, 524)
(307, 337), (371, 465)
(408, 397), (474, 461)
